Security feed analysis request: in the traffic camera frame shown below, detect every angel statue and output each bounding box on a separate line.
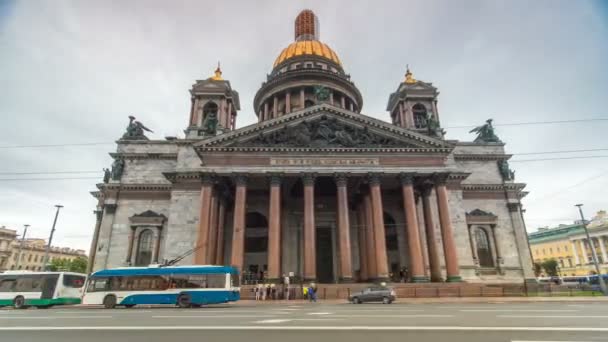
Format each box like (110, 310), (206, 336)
(122, 115), (154, 140)
(313, 85), (330, 102)
(469, 119), (501, 143)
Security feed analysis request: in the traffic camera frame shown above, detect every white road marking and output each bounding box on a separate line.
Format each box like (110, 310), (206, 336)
(273, 308), (300, 311)
(499, 315), (608, 319)
(255, 319), (292, 324)
(1, 326), (608, 331)
(307, 312), (332, 315)
(512, 341), (595, 342)
(0, 316), (112, 319)
(330, 309), (424, 312)
(55, 310), (152, 314)
(332, 314), (453, 318)
(152, 315), (277, 318)
(287, 306), (302, 308)
(460, 309), (578, 312)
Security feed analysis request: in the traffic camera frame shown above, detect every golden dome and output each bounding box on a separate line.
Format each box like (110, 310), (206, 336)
(273, 40), (341, 68)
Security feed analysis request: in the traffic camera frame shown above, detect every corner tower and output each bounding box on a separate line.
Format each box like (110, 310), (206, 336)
(186, 64), (240, 139)
(253, 10), (363, 122)
(386, 67), (442, 137)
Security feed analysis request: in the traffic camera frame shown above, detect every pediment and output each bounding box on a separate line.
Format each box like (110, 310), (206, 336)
(196, 104), (452, 152)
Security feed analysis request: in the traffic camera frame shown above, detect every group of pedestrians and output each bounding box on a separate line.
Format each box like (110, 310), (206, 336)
(303, 283), (318, 302)
(254, 283), (278, 300)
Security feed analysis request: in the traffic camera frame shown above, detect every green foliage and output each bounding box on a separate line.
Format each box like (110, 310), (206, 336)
(533, 263), (542, 277)
(47, 256), (88, 273)
(541, 258), (559, 277)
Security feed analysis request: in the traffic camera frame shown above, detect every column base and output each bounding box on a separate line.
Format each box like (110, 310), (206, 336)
(446, 275), (462, 282)
(338, 277), (355, 283)
(410, 276), (430, 283)
(430, 276), (444, 283)
(370, 277), (390, 284)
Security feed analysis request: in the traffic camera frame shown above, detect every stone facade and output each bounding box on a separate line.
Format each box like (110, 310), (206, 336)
(4, 238), (86, 271)
(89, 10), (533, 285)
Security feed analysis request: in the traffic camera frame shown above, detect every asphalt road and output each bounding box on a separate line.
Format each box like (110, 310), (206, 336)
(2, 302), (608, 342)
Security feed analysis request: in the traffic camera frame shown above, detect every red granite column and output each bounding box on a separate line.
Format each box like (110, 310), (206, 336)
(273, 96), (278, 117)
(329, 91), (334, 105)
(356, 201), (368, 281)
(340, 95), (346, 109)
(369, 174), (389, 280)
(335, 174), (353, 282)
(400, 174), (428, 282)
(267, 175), (282, 281)
(303, 174), (316, 281)
(364, 193), (377, 280)
(230, 175), (248, 271)
(263, 102), (269, 121)
(399, 102), (406, 128)
(207, 190), (219, 264)
(285, 92), (291, 114)
(434, 175), (461, 282)
(226, 102), (232, 129)
(215, 197), (227, 265)
(421, 186), (441, 282)
(195, 175), (214, 264)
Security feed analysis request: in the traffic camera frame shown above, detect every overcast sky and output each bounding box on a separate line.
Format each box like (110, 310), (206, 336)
(1, 0), (607, 252)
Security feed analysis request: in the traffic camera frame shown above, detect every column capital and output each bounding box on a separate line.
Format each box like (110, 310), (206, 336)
(399, 173), (416, 186)
(507, 202), (521, 212)
(268, 173), (282, 186)
(334, 173), (349, 187)
(302, 173), (316, 186)
(367, 173), (383, 186)
(232, 174), (248, 186)
(201, 173), (216, 185)
(432, 173), (449, 186)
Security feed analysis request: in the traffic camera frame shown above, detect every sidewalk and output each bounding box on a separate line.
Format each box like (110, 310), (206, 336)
(238, 296), (608, 305)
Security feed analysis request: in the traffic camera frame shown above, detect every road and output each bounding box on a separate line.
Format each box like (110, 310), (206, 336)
(2, 302), (608, 342)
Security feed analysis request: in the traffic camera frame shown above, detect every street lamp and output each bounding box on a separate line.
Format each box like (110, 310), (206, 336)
(42, 204), (63, 270)
(575, 204), (608, 296)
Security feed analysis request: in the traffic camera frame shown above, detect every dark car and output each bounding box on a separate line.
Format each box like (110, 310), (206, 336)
(348, 286), (396, 304)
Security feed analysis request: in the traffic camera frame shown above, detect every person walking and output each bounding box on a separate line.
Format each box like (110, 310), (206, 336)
(261, 284), (267, 301)
(283, 274), (290, 300)
(254, 285), (260, 301)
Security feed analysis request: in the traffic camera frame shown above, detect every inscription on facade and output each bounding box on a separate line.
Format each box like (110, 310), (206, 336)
(270, 158), (379, 166)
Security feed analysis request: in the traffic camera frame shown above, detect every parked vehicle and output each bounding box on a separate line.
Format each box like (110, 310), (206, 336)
(348, 286), (396, 304)
(83, 265), (240, 308)
(0, 271), (86, 309)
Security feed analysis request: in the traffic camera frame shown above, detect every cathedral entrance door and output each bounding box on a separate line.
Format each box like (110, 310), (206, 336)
(315, 226), (334, 283)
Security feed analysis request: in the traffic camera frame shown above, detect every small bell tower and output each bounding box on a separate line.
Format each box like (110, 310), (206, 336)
(386, 66), (442, 137)
(185, 63), (240, 139)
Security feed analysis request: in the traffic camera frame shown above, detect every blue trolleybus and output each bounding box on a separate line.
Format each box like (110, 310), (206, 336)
(83, 265), (240, 308)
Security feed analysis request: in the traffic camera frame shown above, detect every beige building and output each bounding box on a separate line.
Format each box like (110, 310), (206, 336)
(0, 226), (18, 271)
(4, 238), (86, 271)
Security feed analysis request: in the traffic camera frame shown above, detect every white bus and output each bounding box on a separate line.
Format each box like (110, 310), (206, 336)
(83, 265), (240, 308)
(0, 271), (87, 309)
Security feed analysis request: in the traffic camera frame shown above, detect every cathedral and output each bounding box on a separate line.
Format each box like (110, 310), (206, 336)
(88, 10), (535, 285)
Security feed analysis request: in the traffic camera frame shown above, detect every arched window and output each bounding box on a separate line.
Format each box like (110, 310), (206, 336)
(412, 104), (428, 129)
(135, 229), (154, 266)
(202, 101), (218, 123)
(475, 228), (494, 267)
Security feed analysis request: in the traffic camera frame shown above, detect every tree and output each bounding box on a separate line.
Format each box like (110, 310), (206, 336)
(533, 262), (542, 277)
(69, 257), (88, 273)
(47, 256), (88, 273)
(541, 258), (559, 277)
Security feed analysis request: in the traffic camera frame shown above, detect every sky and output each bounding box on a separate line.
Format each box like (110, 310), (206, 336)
(0, 0), (607, 253)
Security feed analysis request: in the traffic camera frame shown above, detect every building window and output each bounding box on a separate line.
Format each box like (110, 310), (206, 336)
(559, 259), (564, 268)
(564, 245), (568, 252)
(134, 229), (154, 267)
(543, 249), (546, 255)
(535, 249), (539, 255)
(202, 101), (218, 125)
(28, 254), (32, 262)
(34, 255), (38, 262)
(475, 227), (494, 267)
(568, 258), (573, 267)
(549, 248), (553, 253)
(556, 247), (560, 253)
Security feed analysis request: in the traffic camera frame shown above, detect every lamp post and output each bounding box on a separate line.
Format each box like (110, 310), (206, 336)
(42, 205), (63, 270)
(575, 204), (608, 296)
(14, 224), (29, 269)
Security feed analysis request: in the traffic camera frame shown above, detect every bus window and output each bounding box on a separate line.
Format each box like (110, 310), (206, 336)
(63, 275), (86, 288)
(207, 274), (226, 288)
(0, 278), (16, 292)
(15, 275), (43, 292)
(88, 278), (110, 292)
(230, 273), (240, 287)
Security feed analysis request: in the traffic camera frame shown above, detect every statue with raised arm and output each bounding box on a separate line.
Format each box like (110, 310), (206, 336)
(498, 160), (515, 181)
(122, 115), (153, 140)
(469, 119), (501, 143)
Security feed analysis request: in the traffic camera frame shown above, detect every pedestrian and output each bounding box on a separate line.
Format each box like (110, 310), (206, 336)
(271, 284), (276, 300)
(254, 285), (260, 301)
(283, 274), (290, 300)
(310, 283), (317, 302)
(266, 284), (271, 300)
(302, 285), (308, 300)
(262, 284), (267, 301)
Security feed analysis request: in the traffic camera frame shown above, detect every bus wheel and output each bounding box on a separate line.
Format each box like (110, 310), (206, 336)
(13, 296), (27, 309)
(124, 304), (135, 308)
(177, 294), (191, 308)
(103, 295), (117, 309)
